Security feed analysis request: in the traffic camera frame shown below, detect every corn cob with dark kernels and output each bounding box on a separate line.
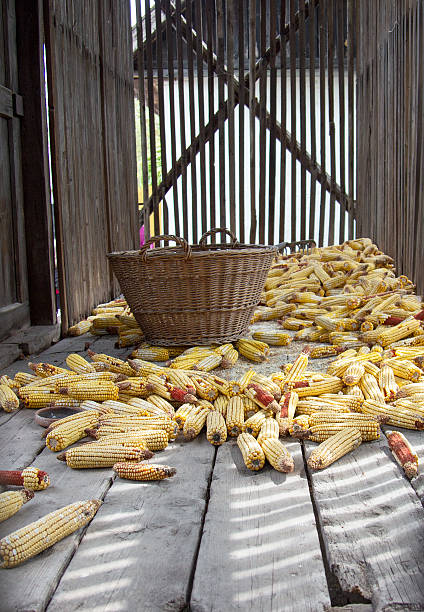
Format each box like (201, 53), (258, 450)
(0, 490), (34, 523)
(113, 462), (176, 481)
(260, 438), (294, 473)
(58, 445), (145, 468)
(0, 499), (101, 568)
(385, 430), (419, 479)
(0, 467), (50, 491)
(206, 411), (227, 446)
(237, 432), (265, 471)
(307, 427), (362, 470)
(244, 384), (280, 414)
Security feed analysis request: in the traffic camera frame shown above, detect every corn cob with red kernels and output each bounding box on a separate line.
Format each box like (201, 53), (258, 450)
(244, 383), (280, 414)
(113, 462), (176, 481)
(385, 430), (419, 479)
(276, 391), (298, 435)
(237, 432), (265, 471)
(307, 427), (362, 469)
(146, 374), (196, 403)
(0, 467), (50, 491)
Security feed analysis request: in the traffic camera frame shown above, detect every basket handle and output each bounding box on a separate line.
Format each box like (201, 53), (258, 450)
(139, 234), (192, 262)
(199, 227), (239, 248)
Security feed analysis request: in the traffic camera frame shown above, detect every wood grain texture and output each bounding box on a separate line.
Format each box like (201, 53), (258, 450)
(190, 439), (331, 612)
(305, 436), (424, 607)
(47, 437), (216, 612)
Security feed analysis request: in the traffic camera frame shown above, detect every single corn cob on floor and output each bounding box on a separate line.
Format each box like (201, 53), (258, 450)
(307, 427), (362, 469)
(0, 499), (101, 568)
(0, 490), (34, 523)
(113, 462), (176, 481)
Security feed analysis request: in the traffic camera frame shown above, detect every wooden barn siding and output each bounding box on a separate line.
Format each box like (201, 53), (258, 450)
(356, 0), (424, 293)
(45, 0), (137, 331)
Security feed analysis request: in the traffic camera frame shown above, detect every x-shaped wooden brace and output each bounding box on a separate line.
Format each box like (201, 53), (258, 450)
(141, 0), (349, 222)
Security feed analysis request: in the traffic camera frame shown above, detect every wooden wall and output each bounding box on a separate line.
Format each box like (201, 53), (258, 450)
(45, 0), (138, 331)
(356, 0), (424, 293)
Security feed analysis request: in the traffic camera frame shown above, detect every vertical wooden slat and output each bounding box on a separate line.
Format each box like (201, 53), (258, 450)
(289, 0), (297, 242)
(155, 1), (168, 237)
(238, 0), (245, 243)
(216, 0), (226, 232)
(258, 0), (267, 244)
(327, 0), (336, 245)
(248, 0), (256, 242)
(267, 0), (277, 245)
(186, 0), (198, 242)
(175, 0), (187, 238)
(194, 0), (207, 236)
(279, 0), (287, 242)
(308, 0), (317, 241)
(144, 0), (159, 235)
(227, 0), (236, 235)
(299, 0), (307, 240)
(347, 0), (355, 239)
(337, 0), (346, 241)
(318, 0), (326, 246)
(165, 0), (180, 236)
(135, 0), (149, 237)
(206, 0), (216, 237)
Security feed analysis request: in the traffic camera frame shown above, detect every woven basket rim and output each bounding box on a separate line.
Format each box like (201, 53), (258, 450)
(107, 243), (277, 259)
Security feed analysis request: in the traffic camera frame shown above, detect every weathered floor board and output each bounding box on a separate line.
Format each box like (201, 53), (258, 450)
(305, 436), (424, 609)
(47, 437), (216, 612)
(190, 439), (331, 612)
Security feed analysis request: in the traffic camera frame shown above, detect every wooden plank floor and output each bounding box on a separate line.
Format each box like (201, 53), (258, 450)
(1, 330), (424, 611)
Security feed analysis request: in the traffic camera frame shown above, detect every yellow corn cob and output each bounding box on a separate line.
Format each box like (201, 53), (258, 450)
(251, 331), (292, 346)
(377, 317), (422, 347)
(234, 369), (256, 395)
(280, 317), (312, 331)
(237, 339), (270, 362)
(183, 407), (211, 440)
(18, 388), (72, 409)
(295, 326), (329, 342)
(343, 362), (365, 386)
(256, 418), (280, 444)
(0, 385), (19, 413)
(130, 344), (170, 362)
(295, 399), (351, 416)
(396, 382), (424, 398)
(206, 411), (227, 445)
(226, 396), (245, 437)
(89, 351), (137, 377)
(116, 378), (149, 397)
(145, 395), (175, 417)
(46, 413), (99, 451)
(237, 432), (265, 471)
(359, 373), (386, 403)
(213, 394), (228, 416)
(113, 462), (176, 481)
(281, 347), (310, 389)
(58, 444), (144, 468)
(65, 354), (96, 374)
(385, 430), (419, 479)
(260, 437), (294, 473)
(307, 427), (362, 469)
(195, 353), (222, 372)
(361, 399), (424, 430)
(99, 415), (177, 439)
(346, 384), (365, 399)
(294, 377), (344, 397)
(174, 403), (201, 429)
(46, 408), (107, 431)
(191, 376), (218, 401)
(28, 362), (70, 378)
(220, 348), (239, 369)
(0, 499), (101, 568)
(242, 410), (267, 437)
(0, 490), (34, 523)
(308, 419), (379, 442)
(164, 370), (196, 394)
(212, 343), (234, 356)
(101, 399), (150, 417)
(242, 396), (258, 417)
(309, 346), (344, 359)
(383, 358), (422, 382)
(67, 320), (92, 335)
(57, 380), (118, 402)
(87, 427), (168, 450)
(289, 415), (311, 438)
(250, 373), (281, 400)
(378, 364), (399, 400)
(0, 375), (19, 390)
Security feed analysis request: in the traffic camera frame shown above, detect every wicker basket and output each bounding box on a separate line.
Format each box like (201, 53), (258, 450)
(107, 228), (277, 346)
